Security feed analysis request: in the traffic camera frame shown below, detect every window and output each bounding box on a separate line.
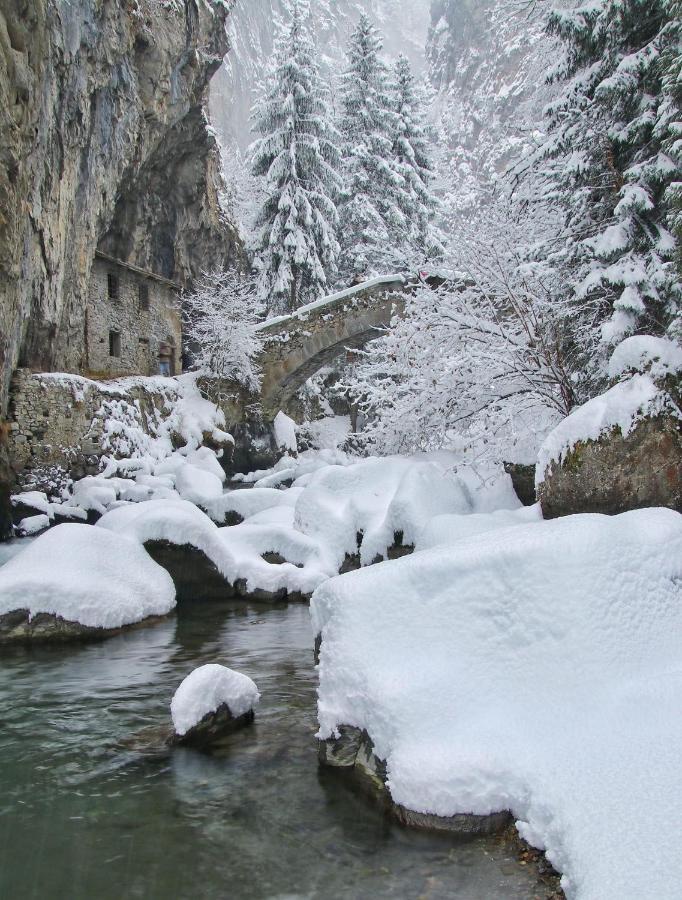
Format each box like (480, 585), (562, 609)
(109, 330), (121, 358)
(139, 282), (149, 310)
(107, 273), (119, 300)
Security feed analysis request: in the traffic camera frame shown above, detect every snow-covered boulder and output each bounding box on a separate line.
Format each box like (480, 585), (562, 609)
(312, 507), (682, 900)
(17, 513), (50, 536)
(97, 499), (237, 601)
(171, 664), (259, 746)
(97, 498), (327, 602)
(273, 411), (298, 455)
(537, 343), (682, 517)
(0, 523), (176, 642)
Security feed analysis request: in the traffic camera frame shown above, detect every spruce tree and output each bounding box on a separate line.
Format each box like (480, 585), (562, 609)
(540, 0), (681, 355)
(250, 0), (342, 315)
(337, 14), (405, 282)
(390, 54), (443, 266)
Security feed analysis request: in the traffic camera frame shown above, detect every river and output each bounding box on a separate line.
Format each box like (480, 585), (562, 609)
(0, 583), (557, 898)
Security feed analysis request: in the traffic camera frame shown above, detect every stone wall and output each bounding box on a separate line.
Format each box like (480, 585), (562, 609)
(5, 369), (180, 489)
(85, 256), (182, 378)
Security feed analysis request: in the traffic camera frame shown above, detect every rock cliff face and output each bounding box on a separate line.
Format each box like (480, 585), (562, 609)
(0, 0), (239, 416)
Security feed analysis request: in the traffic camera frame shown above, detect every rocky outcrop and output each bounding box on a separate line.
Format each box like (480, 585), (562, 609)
(538, 414), (682, 518)
(0, 0), (239, 416)
(503, 463), (536, 507)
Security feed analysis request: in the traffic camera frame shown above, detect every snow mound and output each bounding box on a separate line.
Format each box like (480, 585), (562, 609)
(232, 448), (352, 486)
(171, 664), (260, 736)
(204, 486), (302, 524)
(17, 514), (50, 536)
(97, 498), (332, 597)
(416, 504), (542, 551)
(0, 524), (176, 628)
(294, 454), (515, 568)
(608, 335), (682, 380)
(312, 508), (682, 900)
(175, 463), (224, 507)
(536, 373), (682, 486)
(11, 491), (51, 516)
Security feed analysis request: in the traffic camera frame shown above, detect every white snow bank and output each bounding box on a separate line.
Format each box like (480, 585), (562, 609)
(416, 504), (542, 551)
(97, 498), (332, 597)
(536, 373), (682, 486)
(608, 335), (682, 380)
(312, 508), (682, 900)
(175, 464), (224, 507)
(294, 454), (517, 568)
(273, 411), (298, 453)
(0, 524), (176, 628)
(10, 491), (51, 516)
(204, 486), (302, 524)
(170, 664), (260, 736)
(232, 448), (352, 487)
(97, 498), (229, 563)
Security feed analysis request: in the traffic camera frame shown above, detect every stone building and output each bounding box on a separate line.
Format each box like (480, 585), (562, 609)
(85, 251), (182, 378)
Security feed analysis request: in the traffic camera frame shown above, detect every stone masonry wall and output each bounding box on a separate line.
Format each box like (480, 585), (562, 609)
(6, 369), (178, 489)
(86, 257), (182, 378)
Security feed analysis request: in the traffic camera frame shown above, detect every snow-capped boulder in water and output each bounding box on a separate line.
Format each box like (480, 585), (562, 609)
(537, 337), (682, 517)
(0, 524), (176, 642)
(171, 664), (260, 747)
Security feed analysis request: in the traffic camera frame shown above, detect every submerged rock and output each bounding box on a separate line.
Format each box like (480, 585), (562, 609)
(174, 704), (255, 749)
(0, 609), (170, 644)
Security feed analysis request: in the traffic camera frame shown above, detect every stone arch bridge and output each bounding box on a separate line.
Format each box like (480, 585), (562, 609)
(255, 275), (413, 417)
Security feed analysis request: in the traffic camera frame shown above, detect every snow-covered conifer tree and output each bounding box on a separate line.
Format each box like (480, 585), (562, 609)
(250, 0), (342, 315)
(539, 0), (681, 356)
(389, 54), (443, 266)
(337, 14), (406, 282)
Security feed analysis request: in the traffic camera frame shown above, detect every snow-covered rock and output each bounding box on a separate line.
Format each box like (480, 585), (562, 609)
(273, 411), (298, 454)
(175, 463), (224, 508)
(171, 664), (259, 743)
(97, 498), (331, 600)
(536, 371), (682, 516)
(312, 507), (682, 900)
(17, 514), (50, 536)
(204, 486), (302, 525)
(0, 524), (176, 641)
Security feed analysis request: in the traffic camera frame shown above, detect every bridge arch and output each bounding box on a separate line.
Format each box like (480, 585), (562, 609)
(256, 276), (409, 416)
